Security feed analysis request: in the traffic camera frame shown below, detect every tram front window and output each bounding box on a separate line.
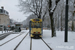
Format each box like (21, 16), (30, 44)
(31, 22), (42, 28)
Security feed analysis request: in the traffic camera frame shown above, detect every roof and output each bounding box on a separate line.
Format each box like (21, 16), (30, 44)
(30, 18), (42, 22)
(0, 9), (9, 15)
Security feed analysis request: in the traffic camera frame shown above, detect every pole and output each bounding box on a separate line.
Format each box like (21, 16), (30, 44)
(65, 0), (68, 42)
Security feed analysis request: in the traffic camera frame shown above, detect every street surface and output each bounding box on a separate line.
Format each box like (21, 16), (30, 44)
(0, 30), (75, 50)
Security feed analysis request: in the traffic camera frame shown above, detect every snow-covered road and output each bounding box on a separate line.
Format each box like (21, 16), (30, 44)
(0, 30), (51, 50)
(0, 30), (29, 50)
(32, 39), (50, 50)
(0, 30), (75, 50)
(16, 33), (30, 50)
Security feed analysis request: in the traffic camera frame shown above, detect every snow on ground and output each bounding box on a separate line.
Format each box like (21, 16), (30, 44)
(0, 30), (29, 50)
(0, 30), (75, 50)
(0, 30), (28, 44)
(0, 31), (13, 34)
(32, 39), (50, 50)
(16, 33), (30, 50)
(43, 30), (75, 50)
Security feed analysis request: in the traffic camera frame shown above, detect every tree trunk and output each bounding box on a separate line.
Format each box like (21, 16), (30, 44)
(49, 12), (56, 37)
(48, 0), (57, 37)
(72, 21), (74, 31)
(58, 14), (59, 31)
(61, 14), (63, 31)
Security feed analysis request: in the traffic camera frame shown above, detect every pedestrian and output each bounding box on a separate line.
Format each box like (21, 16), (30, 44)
(19, 27), (21, 32)
(4, 26), (6, 32)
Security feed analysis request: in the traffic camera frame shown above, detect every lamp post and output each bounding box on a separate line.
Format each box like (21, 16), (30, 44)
(65, 0), (69, 42)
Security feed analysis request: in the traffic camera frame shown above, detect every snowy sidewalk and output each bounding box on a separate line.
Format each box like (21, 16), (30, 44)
(43, 30), (75, 50)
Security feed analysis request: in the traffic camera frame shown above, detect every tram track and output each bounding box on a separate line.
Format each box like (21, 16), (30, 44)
(30, 38), (32, 50)
(0, 32), (26, 46)
(30, 38), (52, 50)
(0, 33), (10, 40)
(0, 32), (14, 40)
(0, 32), (14, 37)
(14, 32), (29, 50)
(41, 38), (52, 50)
(0, 31), (52, 50)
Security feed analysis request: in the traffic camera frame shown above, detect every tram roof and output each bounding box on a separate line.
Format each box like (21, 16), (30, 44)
(30, 18), (42, 22)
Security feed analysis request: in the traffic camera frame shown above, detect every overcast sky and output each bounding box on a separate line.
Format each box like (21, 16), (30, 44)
(0, 0), (29, 22)
(0, 0), (66, 22)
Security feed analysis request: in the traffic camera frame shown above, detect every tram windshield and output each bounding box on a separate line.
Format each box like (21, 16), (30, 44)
(31, 22), (42, 28)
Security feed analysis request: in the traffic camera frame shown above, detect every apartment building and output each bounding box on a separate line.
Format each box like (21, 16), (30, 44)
(0, 6), (10, 26)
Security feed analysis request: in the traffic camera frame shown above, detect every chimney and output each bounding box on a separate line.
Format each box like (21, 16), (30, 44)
(1, 6), (4, 10)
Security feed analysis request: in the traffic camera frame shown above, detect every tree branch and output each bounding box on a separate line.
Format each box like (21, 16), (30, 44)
(30, 9), (39, 17)
(38, 0), (43, 18)
(51, 0), (60, 13)
(42, 6), (47, 21)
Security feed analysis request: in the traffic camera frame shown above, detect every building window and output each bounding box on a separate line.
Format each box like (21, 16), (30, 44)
(0, 9), (2, 13)
(0, 9), (4, 13)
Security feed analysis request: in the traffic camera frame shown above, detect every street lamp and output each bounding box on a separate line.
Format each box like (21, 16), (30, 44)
(65, 0), (69, 42)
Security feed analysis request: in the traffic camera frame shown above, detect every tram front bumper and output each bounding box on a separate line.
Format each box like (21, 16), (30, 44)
(32, 34), (42, 38)
(32, 34), (41, 35)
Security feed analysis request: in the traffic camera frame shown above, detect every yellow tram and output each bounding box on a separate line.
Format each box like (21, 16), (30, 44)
(29, 18), (43, 38)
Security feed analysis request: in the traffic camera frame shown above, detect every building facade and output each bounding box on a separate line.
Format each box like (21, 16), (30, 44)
(0, 7), (10, 26)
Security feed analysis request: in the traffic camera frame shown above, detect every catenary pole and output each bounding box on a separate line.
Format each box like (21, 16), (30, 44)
(65, 0), (68, 42)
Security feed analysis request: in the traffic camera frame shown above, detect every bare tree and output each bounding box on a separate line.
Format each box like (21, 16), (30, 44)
(18, 0), (48, 19)
(60, 2), (65, 31)
(72, 0), (75, 31)
(18, 0), (60, 37)
(69, 0), (75, 31)
(48, 0), (60, 37)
